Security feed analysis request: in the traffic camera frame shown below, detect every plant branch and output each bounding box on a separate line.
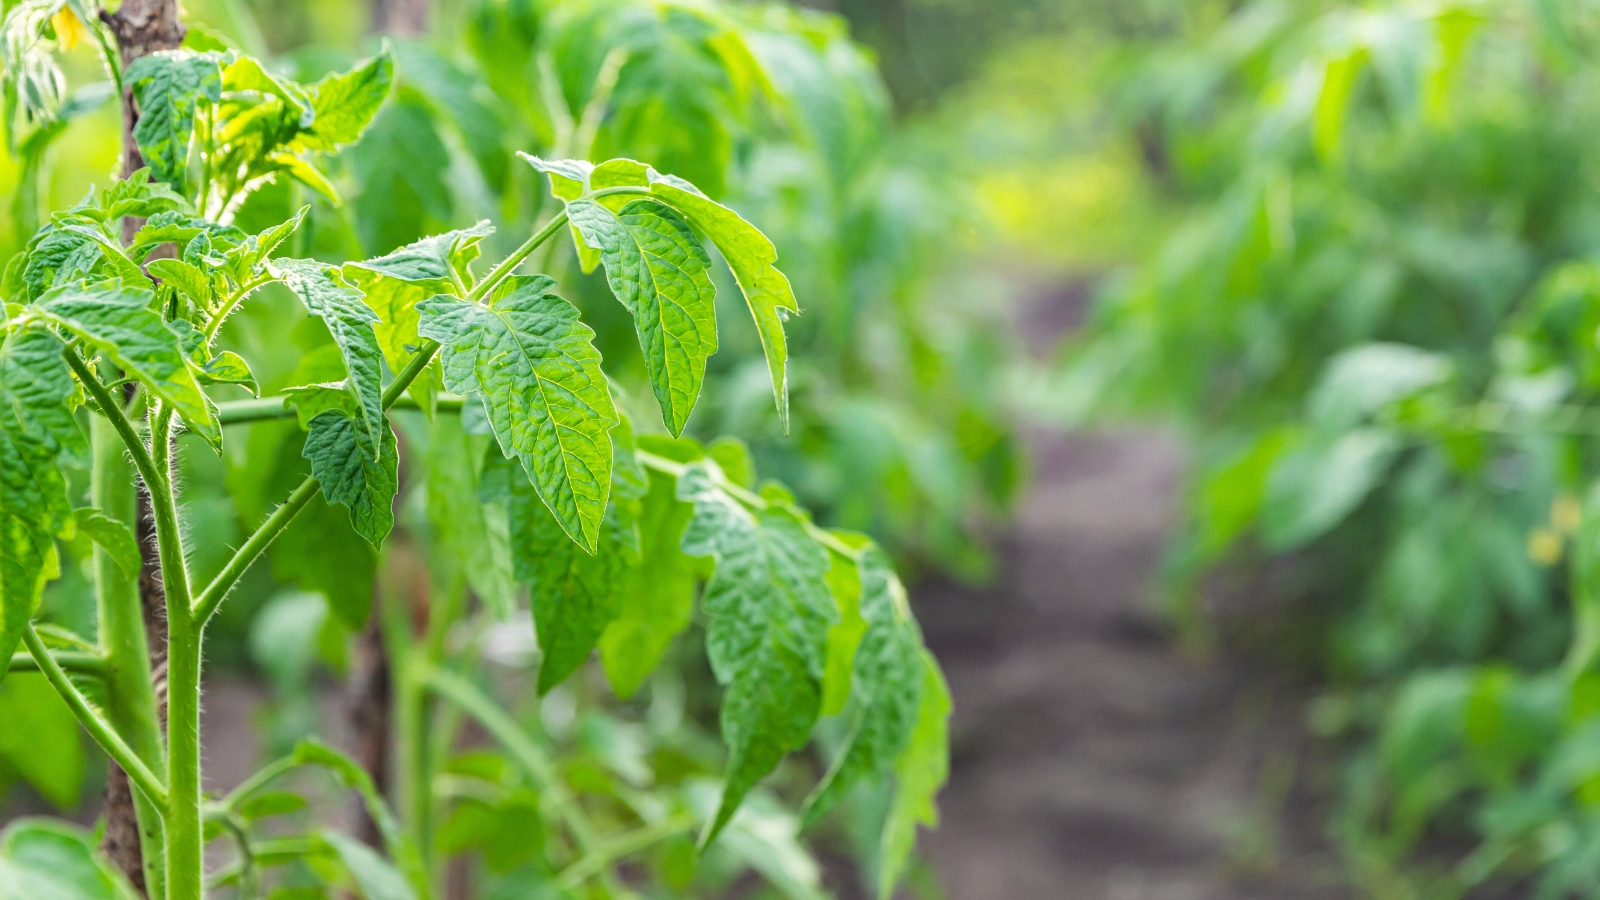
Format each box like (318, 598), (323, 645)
(419, 666), (606, 855)
(555, 815), (696, 892)
(22, 625), (168, 809)
(6, 649), (108, 678)
(64, 349), (161, 491)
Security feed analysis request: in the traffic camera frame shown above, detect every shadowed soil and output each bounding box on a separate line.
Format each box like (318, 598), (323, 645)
(911, 427), (1351, 900)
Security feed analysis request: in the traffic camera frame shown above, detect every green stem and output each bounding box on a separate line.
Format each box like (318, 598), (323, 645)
(202, 274), (273, 342)
(555, 815), (696, 892)
(64, 349), (161, 492)
(91, 409), (168, 899)
(465, 210), (570, 303)
(420, 666), (606, 855)
(22, 625), (168, 809)
(5, 650), (107, 677)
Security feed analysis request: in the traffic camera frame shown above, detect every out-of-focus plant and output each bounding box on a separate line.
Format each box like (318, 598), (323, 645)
(1052, 0), (1600, 894)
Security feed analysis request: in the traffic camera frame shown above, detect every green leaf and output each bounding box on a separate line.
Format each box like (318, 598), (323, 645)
(0, 818), (134, 900)
(0, 328), (80, 682)
(33, 280), (221, 450)
(522, 155), (797, 427)
(294, 50), (394, 152)
(0, 674), (85, 809)
(1261, 427), (1400, 551)
(426, 415), (515, 618)
(567, 198), (718, 436)
(198, 350), (258, 396)
(647, 178), (797, 430)
(299, 409), (398, 548)
(347, 221), (495, 285)
(124, 50), (224, 189)
(417, 275), (619, 551)
(321, 830), (417, 900)
(878, 650), (950, 900)
(236, 791), (307, 821)
(599, 465), (698, 699)
(341, 267), (440, 417)
(802, 545), (925, 828)
(94, 168), (191, 221)
(290, 739), (421, 887)
(508, 418), (645, 694)
(677, 464), (836, 843)
(819, 543), (866, 719)
(270, 259), (384, 454)
(145, 258), (212, 307)
(72, 508), (139, 579)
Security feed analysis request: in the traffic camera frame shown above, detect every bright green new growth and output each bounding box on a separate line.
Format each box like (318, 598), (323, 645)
(125, 51), (223, 191)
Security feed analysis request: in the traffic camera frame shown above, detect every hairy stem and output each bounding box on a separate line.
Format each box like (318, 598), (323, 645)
(22, 625), (168, 808)
(5, 650), (107, 677)
(92, 410), (168, 899)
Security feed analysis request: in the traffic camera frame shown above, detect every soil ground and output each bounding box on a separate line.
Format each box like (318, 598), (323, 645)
(912, 426), (1353, 900)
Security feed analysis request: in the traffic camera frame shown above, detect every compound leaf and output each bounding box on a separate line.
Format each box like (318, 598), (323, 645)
(567, 198), (718, 436)
(34, 280), (220, 450)
(347, 222), (494, 285)
(677, 464), (836, 843)
(417, 275), (617, 551)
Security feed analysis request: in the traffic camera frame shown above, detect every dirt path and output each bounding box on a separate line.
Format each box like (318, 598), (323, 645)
(913, 428), (1350, 900)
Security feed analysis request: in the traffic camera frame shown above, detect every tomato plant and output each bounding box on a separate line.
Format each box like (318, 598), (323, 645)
(0, 2), (950, 899)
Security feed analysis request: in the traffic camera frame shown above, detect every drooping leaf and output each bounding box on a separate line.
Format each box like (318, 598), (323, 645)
(33, 280), (220, 449)
(427, 415), (515, 618)
(341, 266), (441, 417)
(124, 50), (224, 189)
(802, 545), (925, 828)
(296, 405), (398, 548)
(819, 542), (866, 718)
(0, 328), (80, 682)
(646, 178), (798, 430)
(878, 651), (950, 899)
(677, 464), (836, 842)
(417, 275), (618, 551)
(599, 465), (698, 699)
(567, 198), (718, 436)
(270, 259), (384, 454)
(509, 418), (646, 694)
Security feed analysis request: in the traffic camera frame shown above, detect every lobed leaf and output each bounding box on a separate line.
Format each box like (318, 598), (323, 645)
(72, 508), (139, 579)
(289, 394), (398, 549)
(293, 50), (395, 152)
(567, 198), (718, 436)
(677, 464), (837, 842)
(418, 275), (618, 551)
